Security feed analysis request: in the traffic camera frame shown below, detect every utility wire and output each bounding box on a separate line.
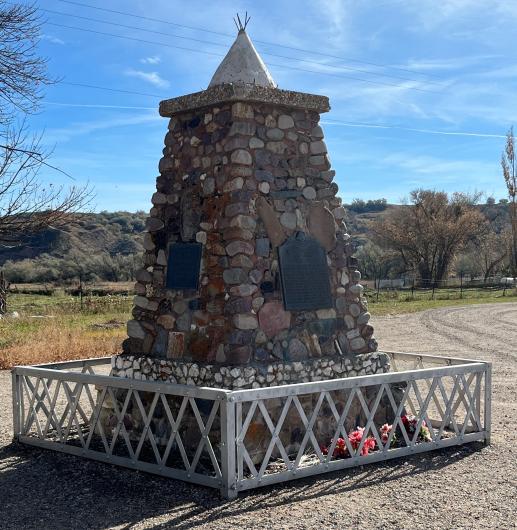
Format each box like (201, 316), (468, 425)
(324, 119), (506, 139)
(55, 0), (441, 79)
(46, 22), (441, 93)
(60, 81), (163, 98)
(42, 99), (504, 140)
(45, 101), (156, 110)
(40, 7), (445, 87)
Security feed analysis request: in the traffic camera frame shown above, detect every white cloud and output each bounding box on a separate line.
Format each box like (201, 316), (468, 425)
(124, 69), (170, 89)
(316, 0), (349, 47)
(43, 112), (161, 144)
(140, 56), (161, 65)
(41, 34), (65, 45)
(402, 55), (499, 72)
(381, 153), (496, 181)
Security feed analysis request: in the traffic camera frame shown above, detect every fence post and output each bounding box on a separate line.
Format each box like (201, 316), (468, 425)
(79, 272), (84, 310)
(484, 363), (492, 445)
(220, 394), (237, 500)
(460, 273), (463, 299)
(11, 369), (21, 441)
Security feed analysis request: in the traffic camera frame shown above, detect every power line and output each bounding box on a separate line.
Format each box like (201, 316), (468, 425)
(42, 99), (505, 140)
(324, 119), (506, 139)
(46, 22), (441, 93)
(56, 0), (235, 38)
(46, 22), (224, 57)
(40, 7), (445, 87)
(45, 101), (155, 110)
(55, 0), (441, 79)
(60, 81), (163, 98)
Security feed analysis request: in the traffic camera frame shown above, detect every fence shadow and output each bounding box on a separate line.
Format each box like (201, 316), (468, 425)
(0, 440), (487, 530)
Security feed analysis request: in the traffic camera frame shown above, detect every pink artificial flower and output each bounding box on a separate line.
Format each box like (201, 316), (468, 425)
(380, 423), (392, 444)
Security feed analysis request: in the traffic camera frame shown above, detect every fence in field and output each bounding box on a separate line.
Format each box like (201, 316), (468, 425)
(3, 275), (517, 316)
(366, 276), (517, 303)
(7, 296), (133, 316)
(2, 282), (133, 316)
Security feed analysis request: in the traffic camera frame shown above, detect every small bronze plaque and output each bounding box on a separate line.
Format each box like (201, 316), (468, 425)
(278, 233), (333, 311)
(166, 242), (202, 290)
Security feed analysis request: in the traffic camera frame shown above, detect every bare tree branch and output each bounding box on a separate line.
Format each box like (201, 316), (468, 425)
(0, 1), (55, 122)
(0, 3), (93, 249)
(370, 190), (485, 286)
(501, 127), (517, 277)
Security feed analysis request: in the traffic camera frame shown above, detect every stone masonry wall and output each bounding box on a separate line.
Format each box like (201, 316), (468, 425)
(112, 351), (390, 389)
(123, 99), (376, 367)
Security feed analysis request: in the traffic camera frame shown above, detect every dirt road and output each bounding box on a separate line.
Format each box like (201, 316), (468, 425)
(0, 303), (515, 529)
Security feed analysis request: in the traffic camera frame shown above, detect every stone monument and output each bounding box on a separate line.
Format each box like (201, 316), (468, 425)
(110, 23), (390, 460)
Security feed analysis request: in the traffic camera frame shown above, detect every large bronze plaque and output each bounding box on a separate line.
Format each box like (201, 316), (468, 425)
(166, 242), (202, 290)
(278, 233), (332, 311)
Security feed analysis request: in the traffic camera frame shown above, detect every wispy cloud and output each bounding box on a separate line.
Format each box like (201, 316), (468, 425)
(402, 55), (500, 72)
(323, 119), (506, 139)
(381, 153), (496, 180)
(317, 0), (348, 46)
(140, 56), (161, 65)
(41, 34), (65, 45)
(43, 112), (161, 144)
(45, 101), (155, 111)
(124, 69), (170, 89)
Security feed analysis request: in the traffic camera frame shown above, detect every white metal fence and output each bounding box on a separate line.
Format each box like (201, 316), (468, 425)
(11, 352), (491, 499)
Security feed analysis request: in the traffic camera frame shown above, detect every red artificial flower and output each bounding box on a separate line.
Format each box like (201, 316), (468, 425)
(361, 436), (376, 456)
(335, 437), (347, 458)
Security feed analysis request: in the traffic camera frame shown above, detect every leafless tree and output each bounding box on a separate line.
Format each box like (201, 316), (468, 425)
(501, 126), (517, 277)
(0, 2), (92, 312)
(0, 1), (51, 119)
(0, 2), (92, 244)
(371, 190), (485, 286)
(470, 229), (511, 281)
(0, 122), (93, 245)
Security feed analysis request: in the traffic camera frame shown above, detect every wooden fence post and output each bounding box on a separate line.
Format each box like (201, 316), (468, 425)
(0, 270), (8, 315)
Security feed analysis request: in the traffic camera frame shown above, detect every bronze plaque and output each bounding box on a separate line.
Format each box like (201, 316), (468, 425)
(278, 233), (332, 311)
(166, 243), (202, 290)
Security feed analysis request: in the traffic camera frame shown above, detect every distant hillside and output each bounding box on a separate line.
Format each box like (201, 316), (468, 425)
(0, 200), (510, 284)
(0, 211), (147, 283)
(345, 200), (510, 242)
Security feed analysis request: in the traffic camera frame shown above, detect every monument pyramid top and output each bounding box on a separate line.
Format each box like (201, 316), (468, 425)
(209, 28), (276, 89)
(159, 15), (329, 116)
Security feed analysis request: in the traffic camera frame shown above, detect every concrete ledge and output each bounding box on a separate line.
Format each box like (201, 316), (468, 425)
(159, 83), (330, 116)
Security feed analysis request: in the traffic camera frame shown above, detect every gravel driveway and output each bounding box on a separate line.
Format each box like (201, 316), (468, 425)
(0, 303), (516, 530)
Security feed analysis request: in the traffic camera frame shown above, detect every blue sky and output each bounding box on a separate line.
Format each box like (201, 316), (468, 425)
(33, 0), (517, 211)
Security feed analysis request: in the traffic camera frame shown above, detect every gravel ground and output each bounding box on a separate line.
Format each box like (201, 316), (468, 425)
(0, 303), (516, 530)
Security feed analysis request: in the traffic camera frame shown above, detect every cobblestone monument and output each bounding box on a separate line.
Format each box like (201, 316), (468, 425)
(110, 23), (390, 460)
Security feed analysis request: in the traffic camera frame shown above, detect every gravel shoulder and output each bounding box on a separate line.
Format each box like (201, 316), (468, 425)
(0, 302), (516, 530)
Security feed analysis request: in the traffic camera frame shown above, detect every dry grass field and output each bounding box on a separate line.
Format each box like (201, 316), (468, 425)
(0, 293), (130, 369)
(1, 287), (516, 369)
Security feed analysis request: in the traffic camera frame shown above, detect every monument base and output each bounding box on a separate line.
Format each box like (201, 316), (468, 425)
(111, 351), (390, 388)
(102, 352), (398, 465)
